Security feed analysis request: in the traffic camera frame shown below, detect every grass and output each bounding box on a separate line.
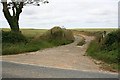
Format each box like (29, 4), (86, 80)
(2, 28), (74, 55)
(21, 29), (47, 38)
(86, 29), (120, 72)
(72, 28), (117, 32)
(2, 28), (47, 38)
(72, 28), (117, 37)
(87, 41), (118, 63)
(2, 41), (53, 55)
(3, 40), (70, 55)
(87, 40), (119, 72)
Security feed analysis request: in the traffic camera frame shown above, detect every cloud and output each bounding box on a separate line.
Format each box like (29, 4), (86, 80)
(0, 0), (118, 29)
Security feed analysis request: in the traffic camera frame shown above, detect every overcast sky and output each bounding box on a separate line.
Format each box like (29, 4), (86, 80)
(0, 0), (119, 29)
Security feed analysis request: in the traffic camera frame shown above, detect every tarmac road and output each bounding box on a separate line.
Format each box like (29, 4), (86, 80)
(2, 61), (118, 78)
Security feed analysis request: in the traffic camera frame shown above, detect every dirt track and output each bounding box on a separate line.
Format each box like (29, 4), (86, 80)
(2, 34), (102, 72)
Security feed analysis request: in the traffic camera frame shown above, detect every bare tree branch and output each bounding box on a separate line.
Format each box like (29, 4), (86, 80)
(2, 0), (12, 20)
(15, 2), (23, 20)
(12, 6), (16, 16)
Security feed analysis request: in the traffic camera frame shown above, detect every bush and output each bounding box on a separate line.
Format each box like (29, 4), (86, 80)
(87, 30), (120, 71)
(64, 30), (75, 41)
(100, 30), (120, 51)
(40, 26), (75, 41)
(2, 31), (28, 43)
(77, 37), (86, 46)
(50, 27), (63, 39)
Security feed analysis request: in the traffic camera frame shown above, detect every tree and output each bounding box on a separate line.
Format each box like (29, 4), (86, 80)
(1, 0), (49, 32)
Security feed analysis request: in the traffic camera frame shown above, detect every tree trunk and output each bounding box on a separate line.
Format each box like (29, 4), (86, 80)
(2, 1), (23, 33)
(8, 17), (20, 32)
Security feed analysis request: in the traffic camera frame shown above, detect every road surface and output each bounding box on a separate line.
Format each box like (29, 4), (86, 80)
(2, 61), (118, 78)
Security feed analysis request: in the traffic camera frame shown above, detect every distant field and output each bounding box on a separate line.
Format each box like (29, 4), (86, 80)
(72, 28), (118, 37)
(2, 28), (117, 34)
(2, 28), (48, 38)
(71, 28), (117, 32)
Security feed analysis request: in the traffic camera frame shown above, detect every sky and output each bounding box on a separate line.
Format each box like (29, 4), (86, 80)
(0, 0), (119, 29)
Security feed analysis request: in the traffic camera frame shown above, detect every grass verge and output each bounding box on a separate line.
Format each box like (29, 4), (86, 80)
(86, 30), (120, 72)
(3, 39), (72, 55)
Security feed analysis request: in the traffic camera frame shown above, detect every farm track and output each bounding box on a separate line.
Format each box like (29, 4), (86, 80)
(1, 34), (113, 73)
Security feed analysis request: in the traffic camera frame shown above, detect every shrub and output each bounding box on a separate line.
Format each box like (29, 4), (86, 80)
(50, 27), (63, 39)
(2, 31), (28, 43)
(100, 29), (120, 51)
(63, 29), (75, 41)
(87, 30), (120, 71)
(77, 37), (86, 46)
(40, 26), (75, 41)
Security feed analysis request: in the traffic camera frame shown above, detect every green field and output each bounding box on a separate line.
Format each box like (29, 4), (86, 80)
(72, 28), (117, 32)
(2, 28), (47, 38)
